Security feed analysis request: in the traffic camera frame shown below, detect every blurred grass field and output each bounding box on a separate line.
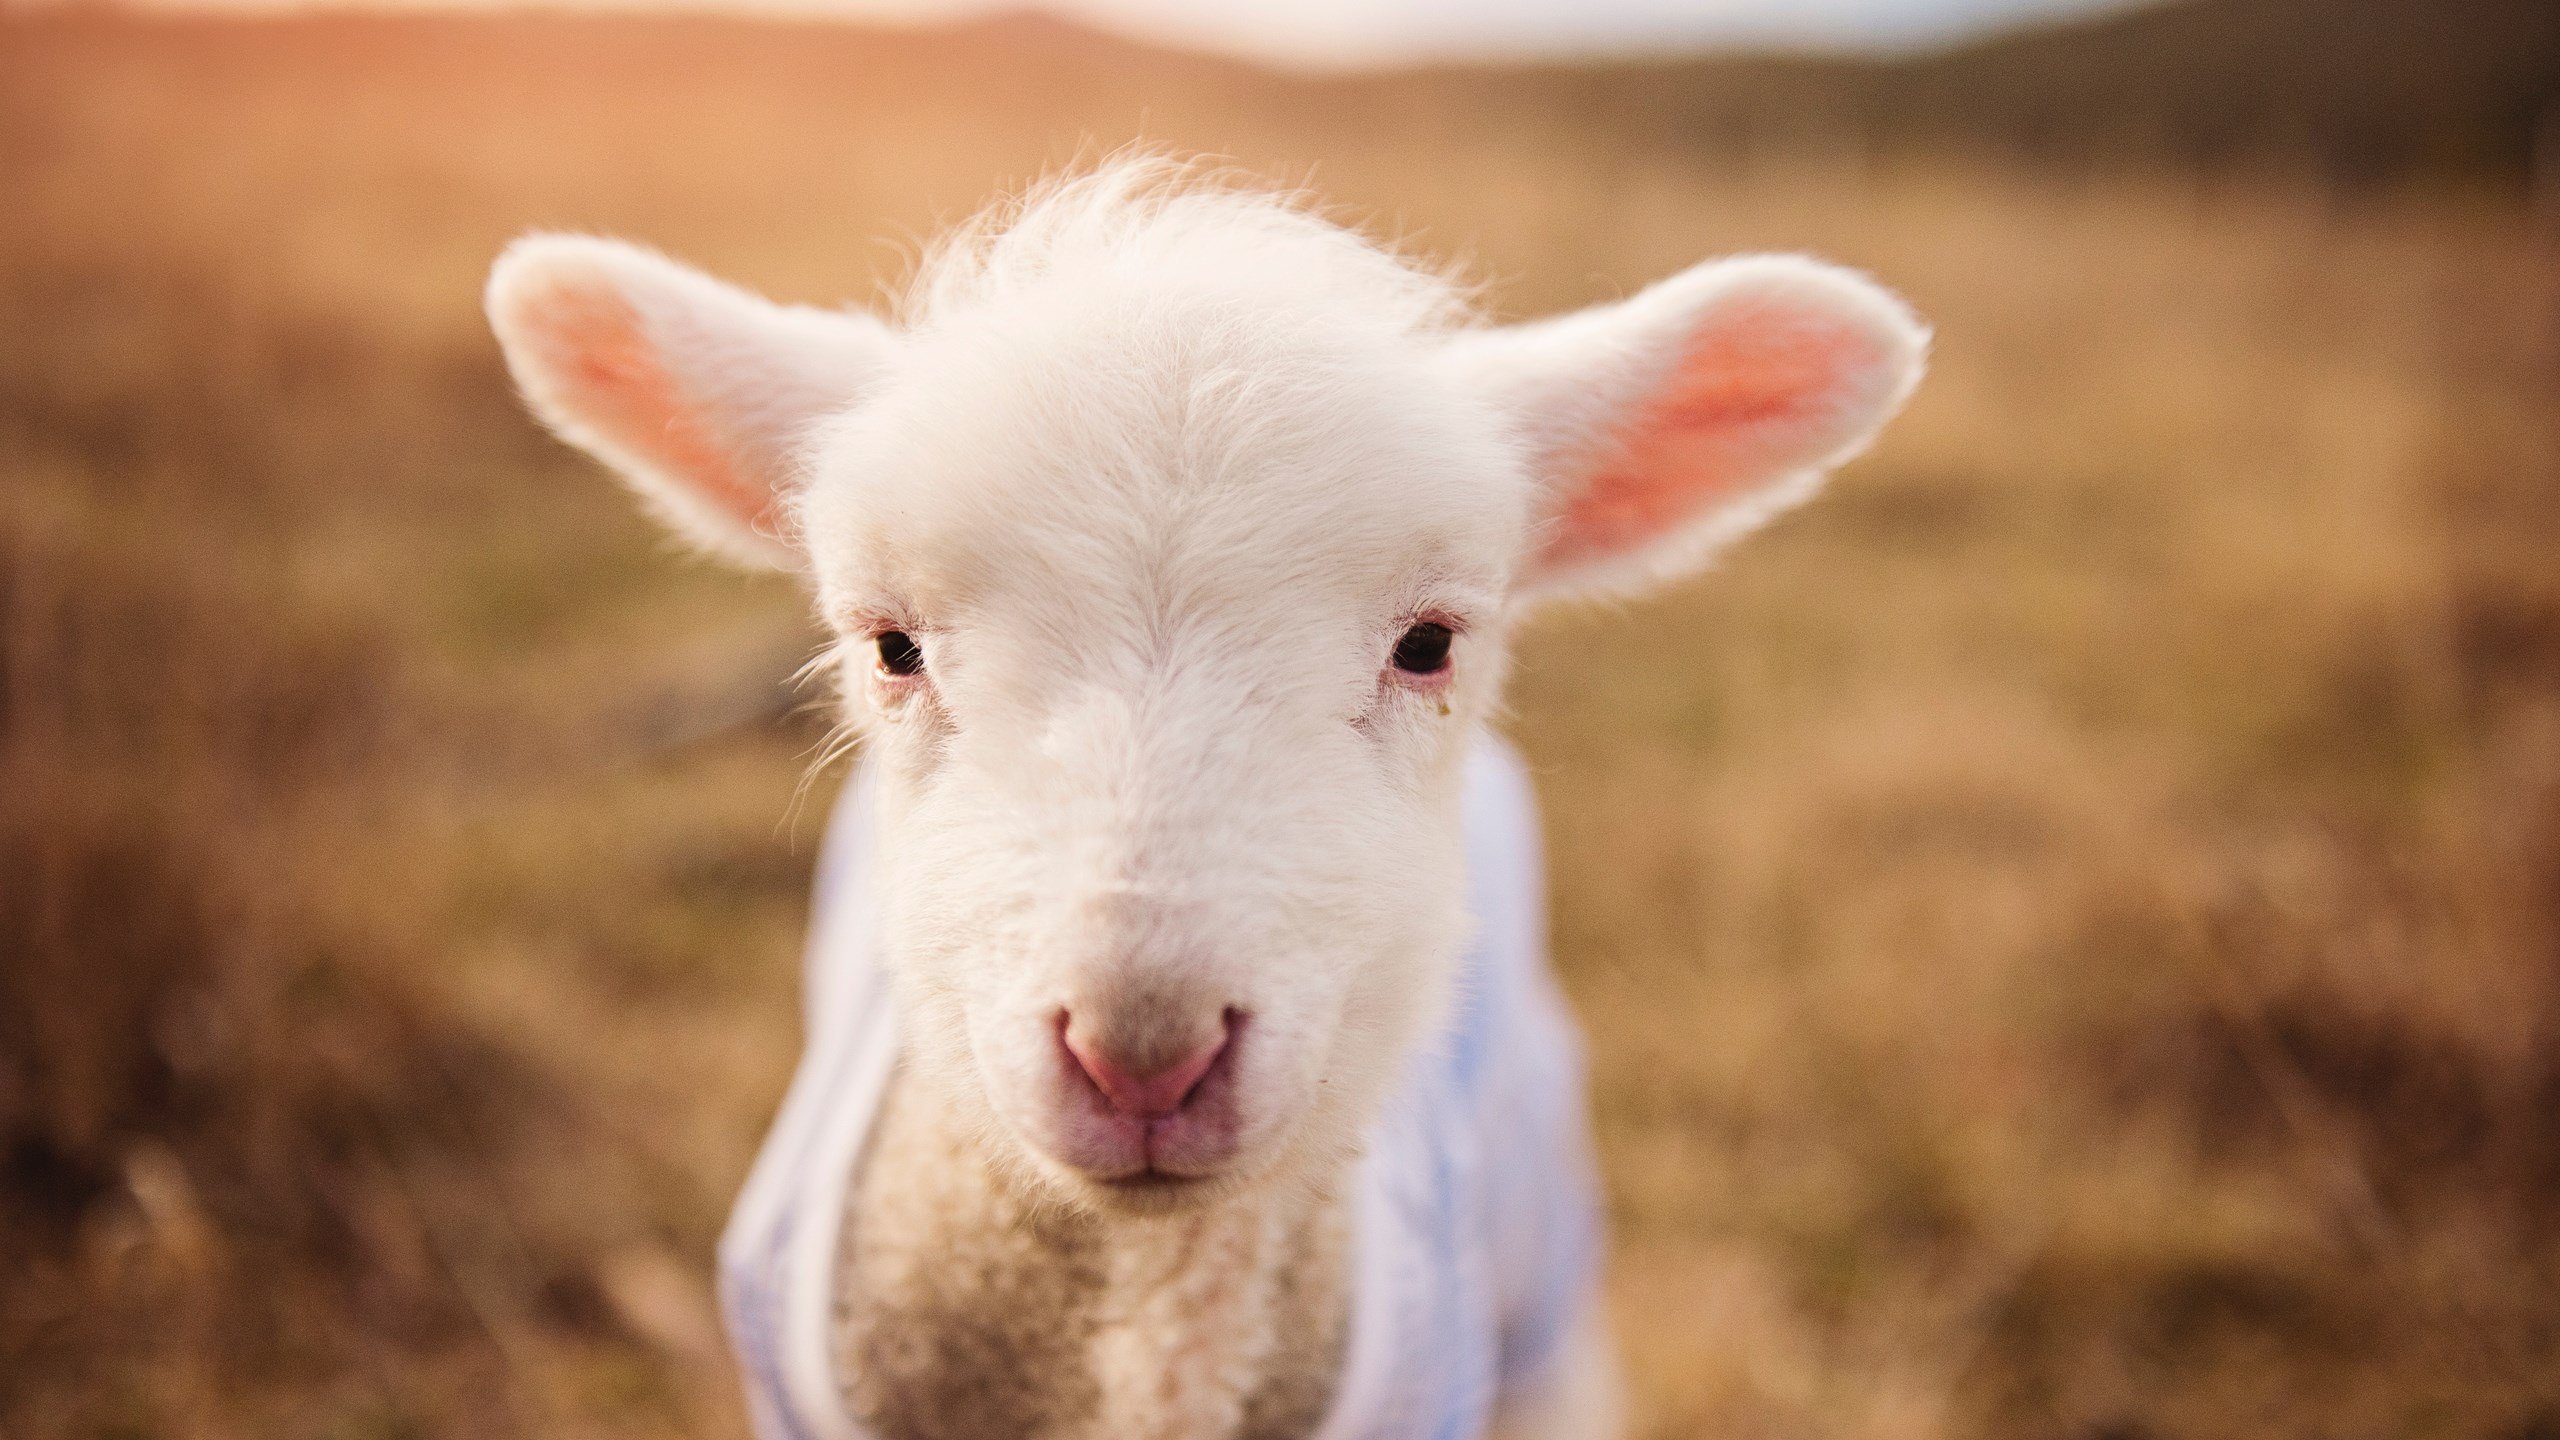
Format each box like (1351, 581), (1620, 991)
(4, 9), (2559, 1438)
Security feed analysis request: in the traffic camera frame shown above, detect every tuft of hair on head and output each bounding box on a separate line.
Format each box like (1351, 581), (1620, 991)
(897, 153), (1477, 341)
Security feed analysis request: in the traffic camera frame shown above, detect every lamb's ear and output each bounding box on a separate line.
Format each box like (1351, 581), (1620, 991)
(1452, 255), (1926, 603)
(486, 234), (893, 570)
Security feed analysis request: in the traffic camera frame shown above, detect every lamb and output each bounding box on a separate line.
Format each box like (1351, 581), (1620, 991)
(484, 159), (1926, 1440)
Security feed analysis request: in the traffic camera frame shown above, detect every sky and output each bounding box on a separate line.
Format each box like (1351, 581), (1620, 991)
(996, 0), (2140, 65)
(108, 0), (2146, 66)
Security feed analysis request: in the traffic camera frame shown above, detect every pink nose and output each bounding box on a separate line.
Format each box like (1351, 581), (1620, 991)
(1061, 1014), (1233, 1120)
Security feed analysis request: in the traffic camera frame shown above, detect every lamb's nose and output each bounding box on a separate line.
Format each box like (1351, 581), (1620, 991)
(1061, 1012), (1234, 1120)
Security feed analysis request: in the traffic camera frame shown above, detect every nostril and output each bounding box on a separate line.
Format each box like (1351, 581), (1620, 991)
(1060, 1011), (1234, 1120)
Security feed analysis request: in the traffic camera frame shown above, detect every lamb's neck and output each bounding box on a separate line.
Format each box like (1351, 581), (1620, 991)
(833, 1065), (1354, 1440)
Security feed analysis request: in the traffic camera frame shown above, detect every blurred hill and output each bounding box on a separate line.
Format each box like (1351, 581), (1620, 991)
(1897, 0), (2559, 178)
(1393, 0), (2560, 187)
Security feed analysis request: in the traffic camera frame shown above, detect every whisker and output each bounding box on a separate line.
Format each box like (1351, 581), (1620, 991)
(784, 711), (863, 833)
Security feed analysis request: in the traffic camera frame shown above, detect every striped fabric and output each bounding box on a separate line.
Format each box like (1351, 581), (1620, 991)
(717, 735), (1605, 1440)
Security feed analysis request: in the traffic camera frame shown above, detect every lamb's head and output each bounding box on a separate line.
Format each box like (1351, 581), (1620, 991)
(487, 165), (1925, 1212)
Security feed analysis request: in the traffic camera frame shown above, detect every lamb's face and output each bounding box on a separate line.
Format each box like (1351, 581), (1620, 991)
(798, 294), (1526, 1202)
(484, 164), (1928, 1213)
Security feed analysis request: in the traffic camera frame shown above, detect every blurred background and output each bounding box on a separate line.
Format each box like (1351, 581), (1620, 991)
(4, 0), (2558, 1435)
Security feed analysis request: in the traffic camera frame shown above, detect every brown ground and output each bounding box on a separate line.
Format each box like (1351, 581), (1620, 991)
(4, 12), (2558, 1439)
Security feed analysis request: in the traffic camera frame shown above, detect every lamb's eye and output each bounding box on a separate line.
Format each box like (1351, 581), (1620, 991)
(874, 630), (924, 678)
(1391, 622), (1453, 676)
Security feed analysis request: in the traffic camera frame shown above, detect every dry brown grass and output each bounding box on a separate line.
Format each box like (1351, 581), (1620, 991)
(4, 13), (2557, 1439)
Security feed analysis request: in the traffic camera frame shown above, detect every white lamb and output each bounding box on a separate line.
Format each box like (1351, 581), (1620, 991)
(486, 160), (1926, 1440)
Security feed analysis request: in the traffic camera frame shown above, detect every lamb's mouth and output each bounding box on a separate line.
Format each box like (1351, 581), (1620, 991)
(1096, 1165), (1221, 1194)
(1081, 1162), (1240, 1211)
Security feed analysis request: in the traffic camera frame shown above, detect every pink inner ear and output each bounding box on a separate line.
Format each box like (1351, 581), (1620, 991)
(1540, 296), (1885, 574)
(516, 278), (779, 534)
